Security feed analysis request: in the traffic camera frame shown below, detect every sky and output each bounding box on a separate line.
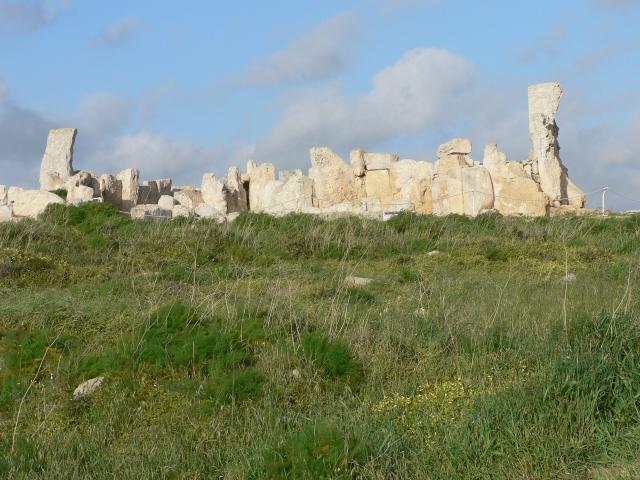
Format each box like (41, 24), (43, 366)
(0, 0), (639, 210)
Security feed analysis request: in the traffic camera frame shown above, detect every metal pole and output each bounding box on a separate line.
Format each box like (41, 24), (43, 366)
(602, 187), (608, 216)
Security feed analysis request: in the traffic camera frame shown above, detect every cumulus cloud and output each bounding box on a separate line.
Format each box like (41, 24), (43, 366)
(85, 132), (223, 183)
(244, 13), (359, 86)
(253, 47), (475, 166)
(0, 0), (69, 32)
(96, 16), (141, 46)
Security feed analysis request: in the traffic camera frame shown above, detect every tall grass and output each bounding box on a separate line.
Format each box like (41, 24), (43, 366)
(0, 203), (639, 478)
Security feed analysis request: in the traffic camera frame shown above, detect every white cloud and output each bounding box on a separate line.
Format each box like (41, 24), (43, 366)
(86, 132), (225, 184)
(96, 16), (141, 46)
(253, 47), (475, 166)
(244, 13), (359, 86)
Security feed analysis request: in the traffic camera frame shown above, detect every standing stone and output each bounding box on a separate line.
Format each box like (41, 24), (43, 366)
(246, 161), (276, 212)
(201, 173), (226, 213)
(99, 174), (122, 209)
(262, 171), (314, 215)
(390, 159), (434, 213)
(156, 179), (173, 195)
(484, 147), (547, 217)
(116, 168), (140, 212)
(528, 82), (584, 206)
(224, 166), (248, 213)
(363, 152), (399, 171)
(39, 128), (77, 191)
(0, 185), (7, 205)
(308, 147), (355, 208)
(461, 166), (494, 216)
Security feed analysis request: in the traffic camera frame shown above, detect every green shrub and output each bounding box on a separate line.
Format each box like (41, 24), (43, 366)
(263, 420), (370, 479)
(302, 333), (362, 382)
(206, 367), (263, 405)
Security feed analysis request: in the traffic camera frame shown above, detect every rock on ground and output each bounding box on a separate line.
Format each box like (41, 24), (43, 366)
(130, 204), (172, 220)
(73, 377), (104, 400)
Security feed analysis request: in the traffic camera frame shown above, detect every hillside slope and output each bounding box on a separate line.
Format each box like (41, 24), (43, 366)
(1, 204), (640, 479)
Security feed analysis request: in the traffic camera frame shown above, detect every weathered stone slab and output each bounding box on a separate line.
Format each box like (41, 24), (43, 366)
(99, 174), (122, 209)
(309, 147), (354, 208)
(195, 203), (225, 221)
(461, 166), (494, 216)
(390, 159), (434, 213)
(39, 128), (77, 191)
(0, 185), (7, 205)
(246, 161), (276, 212)
(363, 152), (399, 171)
(139, 181), (160, 204)
(116, 168), (140, 212)
(224, 166), (248, 213)
(0, 205), (12, 222)
(437, 138), (472, 159)
(158, 195), (176, 210)
(172, 205), (191, 218)
(156, 179), (172, 195)
(174, 188), (204, 210)
(7, 187), (65, 218)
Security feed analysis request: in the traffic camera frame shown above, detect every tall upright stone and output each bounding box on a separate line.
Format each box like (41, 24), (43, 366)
(39, 128), (77, 191)
(308, 147), (354, 208)
(116, 168), (140, 212)
(528, 82), (584, 206)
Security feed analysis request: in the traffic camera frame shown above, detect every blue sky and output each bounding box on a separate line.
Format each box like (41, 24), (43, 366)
(1, 0), (639, 209)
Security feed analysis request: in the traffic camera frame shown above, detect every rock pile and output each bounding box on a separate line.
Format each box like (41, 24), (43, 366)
(0, 82), (586, 222)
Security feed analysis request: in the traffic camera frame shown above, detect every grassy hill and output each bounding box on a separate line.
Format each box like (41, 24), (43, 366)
(1, 203), (640, 479)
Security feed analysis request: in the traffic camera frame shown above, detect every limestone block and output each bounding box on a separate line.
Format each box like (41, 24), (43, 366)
(437, 138), (472, 159)
(0, 185), (7, 205)
(390, 159), (434, 213)
(246, 161), (276, 212)
(363, 152), (399, 171)
(0, 205), (12, 222)
(432, 162), (464, 215)
(461, 166), (494, 216)
(156, 179), (172, 195)
(68, 186), (95, 204)
(263, 172), (314, 214)
(158, 195), (177, 210)
(528, 82), (566, 203)
(350, 149), (366, 177)
(483, 144), (508, 169)
(99, 174), (122, 209)
(172, 205), (191, 218)
(487, 162), (547, 216)
(279, 169), (303, 182)
(140, 181), (160, 204)
(320, 201), (362, 218)
(224, 166), (248, 213)
(7, 187), (65, 218)
(195, 203), (225, 221)
(73, 377), (104, 400)
(116, 168), (140, 212)
(39, 128), (77, 191)
(309, 147), (354, 208)
(201, 173), (225, 211)
(130, 204), (172, 220)
(566, 176), (586, 208)
(364, 170), (394, 208)
(174, 189), (204, 210)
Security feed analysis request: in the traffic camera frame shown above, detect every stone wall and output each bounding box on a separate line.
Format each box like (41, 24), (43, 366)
(1, 82), (588, 222)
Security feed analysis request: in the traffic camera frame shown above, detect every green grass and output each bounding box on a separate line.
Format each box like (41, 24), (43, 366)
(1, 204), (640, 478)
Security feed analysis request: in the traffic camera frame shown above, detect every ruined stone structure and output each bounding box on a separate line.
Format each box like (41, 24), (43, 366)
(0, 83), (587, 222)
